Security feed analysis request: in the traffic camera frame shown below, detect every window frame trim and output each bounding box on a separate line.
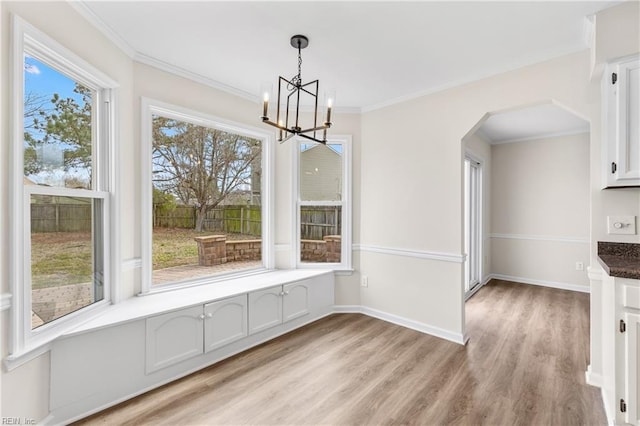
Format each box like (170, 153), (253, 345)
(293, 135), (353, 271)
(140, 97), (275, 294)
(9, 14), (118, 358)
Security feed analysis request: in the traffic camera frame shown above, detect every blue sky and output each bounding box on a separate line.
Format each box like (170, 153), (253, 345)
(24, 55), (90, 186)
(24, 55), (82, 102)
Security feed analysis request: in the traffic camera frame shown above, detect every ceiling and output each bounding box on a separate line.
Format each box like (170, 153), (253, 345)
(76, 1), (620, 111)
(475, 102), (590, 144)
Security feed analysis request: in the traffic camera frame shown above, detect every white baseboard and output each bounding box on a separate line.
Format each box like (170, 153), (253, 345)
(601, 387), (615, 426)
(465, 278), (489, 301)
(334, 305), (467, 345)
(488, 273), (590, 293)
(333, 305), (362, 314)
(585, 364), (603, 388)
(584, 366), (613, 426)
(1, 293), (11, 311)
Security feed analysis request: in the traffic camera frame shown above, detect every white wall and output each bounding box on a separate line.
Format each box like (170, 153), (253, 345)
(0, 1), (134, 421)
(360, 50), (600, 340)
(490, 133), (591, 289)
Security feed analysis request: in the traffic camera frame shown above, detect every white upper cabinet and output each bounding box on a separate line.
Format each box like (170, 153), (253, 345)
(603, 55), (640, 188)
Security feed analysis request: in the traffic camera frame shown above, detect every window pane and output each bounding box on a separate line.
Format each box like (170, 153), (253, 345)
(152, 115), (262, 285)
(24, 55), (94, 189)
(30, 195), (104, 329)
(300, 143), (343, 201)
(300, 205), (342, 263)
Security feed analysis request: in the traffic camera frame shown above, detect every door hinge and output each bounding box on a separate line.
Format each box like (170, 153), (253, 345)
(612, 73), (618, 84)
(612, 162), (617, 174)
(620, 398), (627, 413)
(620, 319), (626, 333)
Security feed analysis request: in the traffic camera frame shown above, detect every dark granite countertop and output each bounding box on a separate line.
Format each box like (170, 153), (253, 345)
(597, 242), (640, 280)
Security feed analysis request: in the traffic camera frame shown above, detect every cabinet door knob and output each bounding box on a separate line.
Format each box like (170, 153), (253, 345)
(284, 291), (290, 295)
(206, 313), (213, 319)
(198, 314), (205, 320)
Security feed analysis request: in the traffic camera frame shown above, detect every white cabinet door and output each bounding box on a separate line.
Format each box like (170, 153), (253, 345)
(204, 295), (247, 353)
(146, 305), (204, 373)
(248, 287), (282, 334)
(623, 311), (640, 425)
(604, 56), (640, 187)
(283, 280), (310, 322)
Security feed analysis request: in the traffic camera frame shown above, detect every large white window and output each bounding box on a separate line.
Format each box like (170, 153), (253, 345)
(141, 99), (273, 292)
(10, 16), (117, 356)
(295, 136), (352, 270)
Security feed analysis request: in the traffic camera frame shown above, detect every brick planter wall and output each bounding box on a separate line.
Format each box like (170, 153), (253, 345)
(301, 239), (326, 262)
(226, 240), (261, 261)
(194, 235), (227, 266)
(300, 235), (341, 262)
(196, 235), (341, 265)
(323, 235), (341, 263)
(195, 235), (262, 265)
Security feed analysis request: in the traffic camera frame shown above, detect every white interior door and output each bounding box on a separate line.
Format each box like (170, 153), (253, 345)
(464, 157), (482, 295)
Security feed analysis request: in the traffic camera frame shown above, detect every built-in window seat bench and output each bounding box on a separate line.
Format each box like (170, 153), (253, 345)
(47, 269), (334, 425)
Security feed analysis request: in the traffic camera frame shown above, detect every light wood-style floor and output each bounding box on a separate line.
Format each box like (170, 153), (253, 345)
(75, 279), (606, 425)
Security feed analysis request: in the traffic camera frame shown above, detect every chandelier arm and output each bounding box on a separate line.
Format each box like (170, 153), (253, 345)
(299, 124), (330, 134)
(279, 133), (297, 144)
(298, 132), (327, 145)
(261, 119), (288, 131)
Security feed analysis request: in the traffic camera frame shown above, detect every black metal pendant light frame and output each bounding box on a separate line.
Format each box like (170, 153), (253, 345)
(261, 35), (332, 144)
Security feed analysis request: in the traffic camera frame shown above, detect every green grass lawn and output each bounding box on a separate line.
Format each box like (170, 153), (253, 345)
(31, 228), (258, 289)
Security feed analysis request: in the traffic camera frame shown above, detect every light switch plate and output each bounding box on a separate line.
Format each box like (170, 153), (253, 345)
(607, 215), (637, 235)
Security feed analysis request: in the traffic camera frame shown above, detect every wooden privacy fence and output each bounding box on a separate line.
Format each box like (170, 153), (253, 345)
(153, 205), (262, 235)
(31, 203), (341, 240)
(300, 206), (342, 240)
(31, 203), (92, 233)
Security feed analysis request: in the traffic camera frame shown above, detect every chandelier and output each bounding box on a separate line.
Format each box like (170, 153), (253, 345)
(260, 35), (333, 144)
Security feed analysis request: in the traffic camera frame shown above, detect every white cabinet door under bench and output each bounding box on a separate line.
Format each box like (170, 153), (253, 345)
(146, 294), (248, 373)
(145, 305), (204, 373)
(204, 294), (248, 352)
(248, 281), (310, 334)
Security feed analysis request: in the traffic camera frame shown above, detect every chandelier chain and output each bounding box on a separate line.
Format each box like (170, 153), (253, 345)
(290, 44), (302, 89)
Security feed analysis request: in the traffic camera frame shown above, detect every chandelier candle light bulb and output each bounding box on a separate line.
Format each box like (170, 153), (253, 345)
(260, 82), (272, 119)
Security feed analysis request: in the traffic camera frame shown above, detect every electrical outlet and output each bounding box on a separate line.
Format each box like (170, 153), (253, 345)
(361, 275), (368, 287)
(575, 261), (584, 271)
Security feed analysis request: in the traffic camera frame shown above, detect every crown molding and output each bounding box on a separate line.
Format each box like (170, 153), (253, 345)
(69, 1), (136, 58)
(134, 53), (260, 103)
(489, 129), (589, 145)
